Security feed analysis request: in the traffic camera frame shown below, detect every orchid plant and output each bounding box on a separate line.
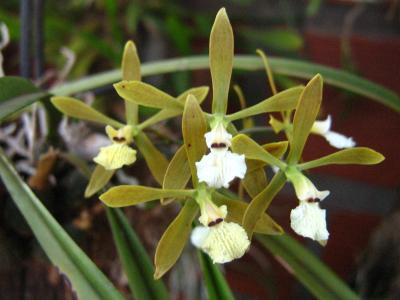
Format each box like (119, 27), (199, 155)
(0, 5), (390, 300)
(55, 7), (384, 280)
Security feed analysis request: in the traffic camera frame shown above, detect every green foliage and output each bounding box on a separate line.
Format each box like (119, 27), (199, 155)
(0, 76), (48, 121)
(0, 149), (125, 300)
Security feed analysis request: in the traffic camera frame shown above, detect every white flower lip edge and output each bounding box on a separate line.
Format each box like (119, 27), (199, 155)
(312, 115), (356, 149)
(290, 201), (329, 244)
(196, 150), (246, 189)
(191, 222), (250, 264)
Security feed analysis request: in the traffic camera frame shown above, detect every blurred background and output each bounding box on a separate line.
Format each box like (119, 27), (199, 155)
(0, 0), (400, 299)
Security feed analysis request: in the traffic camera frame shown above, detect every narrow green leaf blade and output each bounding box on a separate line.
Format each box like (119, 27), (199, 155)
(182, 94), (207, 185)
(299, 147), (385, 170)
(135, 131), (169, 185)
(0, 149), (124, 300)
(84, 165), (115, 198)
(114, 81), (182, 109)
(50, 55), (400, 112)
(210, 8), (233, 114)
(100, 185), (194, 207)
(257, 234), (359, 300)
(0, 76), (49, 121)
(287, 74), (323, 164)
(51, 96), (123, 128)
(154, 199), (198, 279)
(106, 208), (170, 300)
(227, 86), (303, 121)
(198, 251), (235, 300)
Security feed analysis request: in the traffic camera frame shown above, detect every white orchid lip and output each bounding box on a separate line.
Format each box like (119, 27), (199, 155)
(290, 201), (329, 244)
(191, 221), (250, 264)
(196, 150), (246, 189)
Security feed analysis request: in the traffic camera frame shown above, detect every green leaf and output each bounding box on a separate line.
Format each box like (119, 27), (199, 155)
(139, 86), (209, 130)
(213, 193), (283, 235)
(287, 74), (323, 164)
(243, 172), (286, 239)
(257, 234), (359, 300)
(106, 208), (170, 300)
(122, 40), (141, 125)
(198, 251), (235, 300)
(210, 8), (233, 114)
(84, 165), (115, 198)
(99, 185), (194, 207)
(298, 147), (385, 170)
(226, 86), (303, 121)
(134, 131), (169, 185)
(51, 96), (123, 128)
(50, 55), (400, 112)
(162, 145), (191, 204)
(242, 29), (303, 52)
(231, 134), (286, 169)
(0, 149), (124, 300)
(0, 76), (49, 121)
(182, 94), (207, 186)
(154, 199), (199, 279)
(114, 81), (182, 109)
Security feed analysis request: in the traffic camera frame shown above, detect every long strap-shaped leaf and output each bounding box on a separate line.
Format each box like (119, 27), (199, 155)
(257, 234), (360, 300)
(50, 55), (400, 112)
(106, 207), (170, 300)
(0, 149), (124, 300)
(198, 251), (235, 300)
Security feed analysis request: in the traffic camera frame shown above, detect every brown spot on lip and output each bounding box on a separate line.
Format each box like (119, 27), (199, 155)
(211, 142), (227, 149)
(113, 137), (126, 142)
(208, 218), (223, 227)
(307, 199), (319, 203)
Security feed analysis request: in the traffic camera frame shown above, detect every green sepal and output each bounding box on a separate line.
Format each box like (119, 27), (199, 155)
(182, 94), (207, 186)
(122, 40), (141, 125)
(99, 185), (194, 207)
(162, 145), (191, 204)
(243, 171), (286, 239)
(213, 192), (283, 235)
(210, 8), (233, 114)
(226, 86), (303, 121)
(134, 131), (169, 185)
(114, 80), (182, 109)
(298, 147), (385, 170)
(231, 134), (286, 169)
(287, 74), (323, 164)
(84, 165), (115, 198)
(51, 96), (123, 128)
(154, 199), (198, 279)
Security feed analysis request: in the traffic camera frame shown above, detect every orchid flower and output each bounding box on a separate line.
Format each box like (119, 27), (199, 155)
(285, 166), (330, 244)
(93, 125), (137, 170)
(190, 189), (250, 263)
(196, 122), (246, 189)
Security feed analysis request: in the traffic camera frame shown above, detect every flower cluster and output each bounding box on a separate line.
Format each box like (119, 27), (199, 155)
(52, 7), (384, 280)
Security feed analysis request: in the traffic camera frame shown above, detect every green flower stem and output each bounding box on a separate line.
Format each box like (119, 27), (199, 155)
(49, 55), (400, 112)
